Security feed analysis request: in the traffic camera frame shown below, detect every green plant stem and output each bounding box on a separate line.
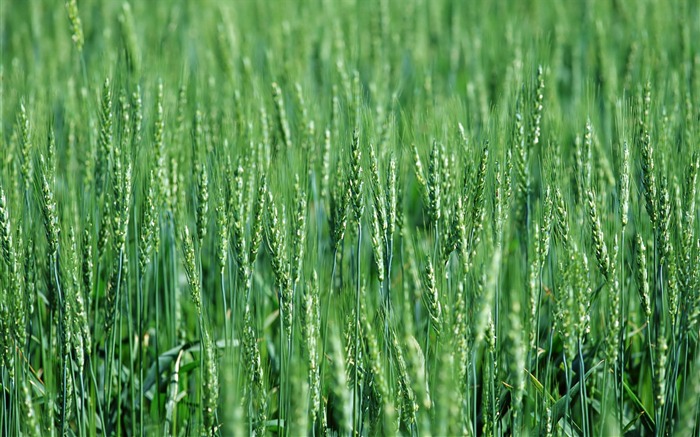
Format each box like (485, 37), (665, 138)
(353, 222), (362, 436)
(563, 352), (571, 434)
(221, 271), (229, 347)
(137, 272), (146, 435)
(319, 247), (339, 397)
(154, 248), (162, 425)
(278, 285), (285, 436)
(619, 230), (626, 432)
(125, 266), (136, 437)
(51, 254), (68, 437)
(578, 337), (589, 437)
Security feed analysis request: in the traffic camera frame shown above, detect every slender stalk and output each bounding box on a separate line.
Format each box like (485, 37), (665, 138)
(578, 338), (589, 437)
(353, 223), (362, 436)
(154, 247), (162, 424)
(319, 248), (339, 391)
(221, 271), (229, 346)
(125, 272), (136, 437)
(52, 255), (68, 437)
(619, 230), (626, 431)
(278, 285), (285, 435)
(137, 272), (145, 436)
(472, 350), (478, 435)
(105, 250), (124, 435)
(563, 353), (571, 433)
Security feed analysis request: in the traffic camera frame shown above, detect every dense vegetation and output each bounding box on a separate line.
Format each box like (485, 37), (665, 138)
(1, 0), (699, 435)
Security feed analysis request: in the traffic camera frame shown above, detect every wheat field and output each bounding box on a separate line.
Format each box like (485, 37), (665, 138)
(1, 0), (699, 436)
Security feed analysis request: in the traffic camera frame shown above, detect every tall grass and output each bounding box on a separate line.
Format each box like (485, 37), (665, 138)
(1, 0), (699, 436)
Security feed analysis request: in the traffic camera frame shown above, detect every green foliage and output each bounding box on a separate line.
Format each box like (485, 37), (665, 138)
(1, 0), (700, 435)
